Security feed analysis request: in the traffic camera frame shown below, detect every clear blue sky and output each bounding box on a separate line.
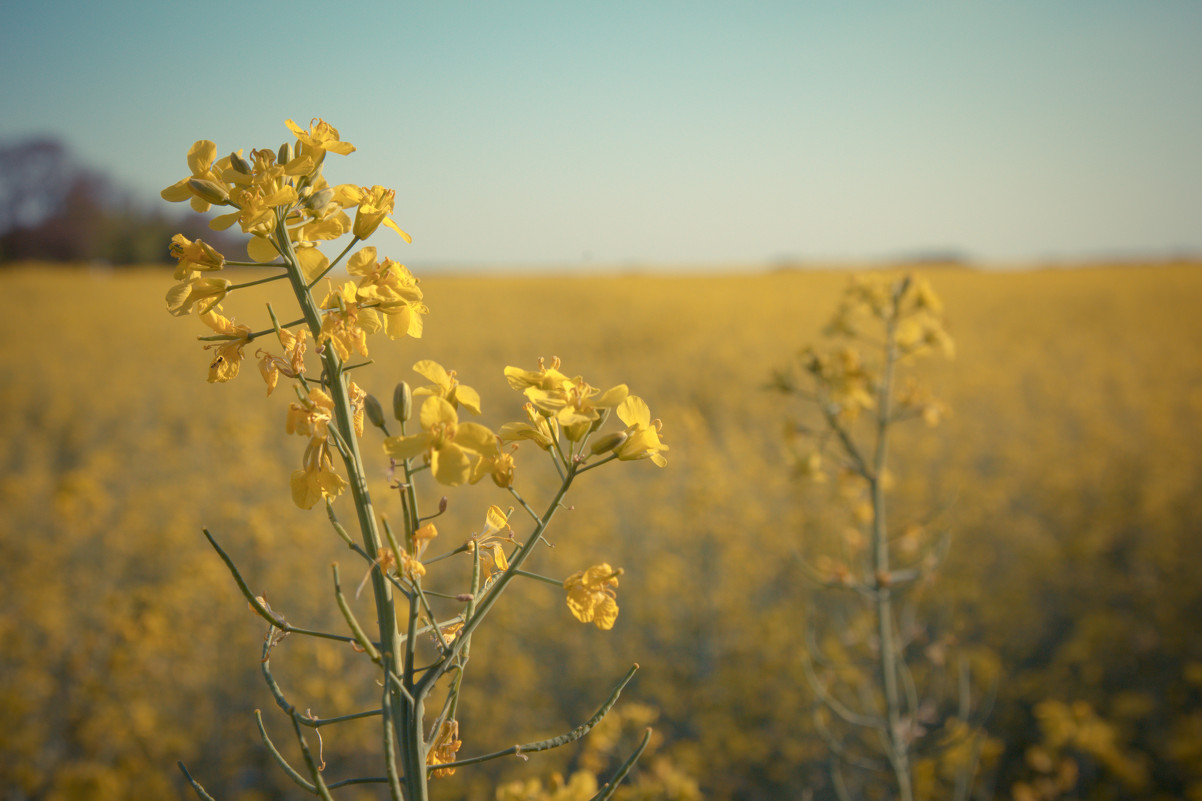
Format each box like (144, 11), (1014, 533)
(3, 1), (1200, 267)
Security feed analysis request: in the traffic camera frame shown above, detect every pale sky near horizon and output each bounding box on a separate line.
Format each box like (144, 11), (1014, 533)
(2, 1), (1200, 268)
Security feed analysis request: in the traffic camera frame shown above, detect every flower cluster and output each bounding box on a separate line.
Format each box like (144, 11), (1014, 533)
(162, 119), (670, 798)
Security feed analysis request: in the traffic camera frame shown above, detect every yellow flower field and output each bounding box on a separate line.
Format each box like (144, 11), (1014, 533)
(2, 261), (1200, 800)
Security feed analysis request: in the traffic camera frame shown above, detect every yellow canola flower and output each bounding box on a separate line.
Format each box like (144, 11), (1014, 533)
(505, 358), (628, 442)
(168, 234), (224, 280)
(563, 563), (622, 631)
(333, 184), (412, 242)
(411, 359), (481, 415)
(469, 436), (517, 489)
(319, 281), (381, 360)
(499, 402), (557, 451)
(256, 328), (308, 396)
(286, 118), (356, 158)
(161, 139), (233, 213)
(470, 505), (513, 578)
(615, 395), (669, 467)
(381, 396), (496, 486)
(290, 448), (347, 510)
(347, 247), (427, 340)
(166, 276), (231, 317)
(199, 310), (251, 383)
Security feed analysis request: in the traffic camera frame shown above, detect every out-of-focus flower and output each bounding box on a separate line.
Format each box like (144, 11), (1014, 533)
(563, 563), (622, 630)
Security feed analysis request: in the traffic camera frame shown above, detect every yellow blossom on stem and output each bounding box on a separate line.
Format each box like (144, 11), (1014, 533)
(499, 402), (558, 450)
(411, 359), (481, 415)
(290, 440), (347, 509)
(166, 276), (231, 317)
(381, 397), (496, 486)
(563, 563), (622, 630)
(505, 358), (628, 442)
(614, 395), (669, 467)
(256, 328), (308, 396)
(319, 281), (380, 360)
(161, 139), (233, 213)
(199, 310), (251, 383)
(169, 234), (225, 279)
(333, 184), (412, 242)
(286, 118), (356, 158)
(469, 435), (517, 488)
(347, 247), (427, 339)
(470, 506), (513, 578)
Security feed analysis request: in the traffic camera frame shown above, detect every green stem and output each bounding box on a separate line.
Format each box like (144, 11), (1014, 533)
(272, 213), (423, 801)
(871, 300), (913, 801)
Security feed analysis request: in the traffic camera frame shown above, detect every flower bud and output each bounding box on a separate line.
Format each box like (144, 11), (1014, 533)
(278, 142), (294, 166)
(393, 381), (412, 423)
(305, 187), (334, 211)
(364, 394), (386, 429)
(187, 178), (231, 206)
(589, 431), (629, 455)
(229, 152), (252, 174)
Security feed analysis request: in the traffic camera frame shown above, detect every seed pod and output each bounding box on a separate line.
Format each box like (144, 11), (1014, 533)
(393, 381), (412, 423)
(364, 394), (385, 429)
(589, 431), (629, 455)
(187, 178), (230, 206)
(229, 152), (252, 174)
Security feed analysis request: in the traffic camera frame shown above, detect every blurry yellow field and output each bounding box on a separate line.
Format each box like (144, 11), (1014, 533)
(2, 262), (1201, 799)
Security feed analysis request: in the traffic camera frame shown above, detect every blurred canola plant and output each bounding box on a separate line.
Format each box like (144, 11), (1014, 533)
(772, 275), (998, 801)
(161, 119), (669, 801)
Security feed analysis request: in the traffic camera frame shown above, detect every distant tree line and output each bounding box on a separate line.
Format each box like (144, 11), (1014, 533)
(0, 137), (240, 266)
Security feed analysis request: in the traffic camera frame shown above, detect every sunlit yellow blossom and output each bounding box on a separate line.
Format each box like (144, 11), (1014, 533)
(563, 563), (622, 630)
(469, 436), (517, 488)
(412, 360), (481, 414)
(199, 310), (251, 383)
(166, 276), (231, 317)
(347, 248), (427, 339)
(505, 358), (628, 442)
(427, 719), (461, 778)
(286, 388), (346, 509)
(290, 453), (347, 510)
(319, 281), (381, 360)
(168, 234), (225, 280)
(381, 396), (496, 486)
(286, 118), (356, 158)
(161, 139), (233, 213)
(333, 184), (412, 242)
(470, 506), (513, 578)
(499, 402), (558, 450)
(287, 388), (336, 440)
(614, 395), (669, 467)
(256, 328), (308, 396)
